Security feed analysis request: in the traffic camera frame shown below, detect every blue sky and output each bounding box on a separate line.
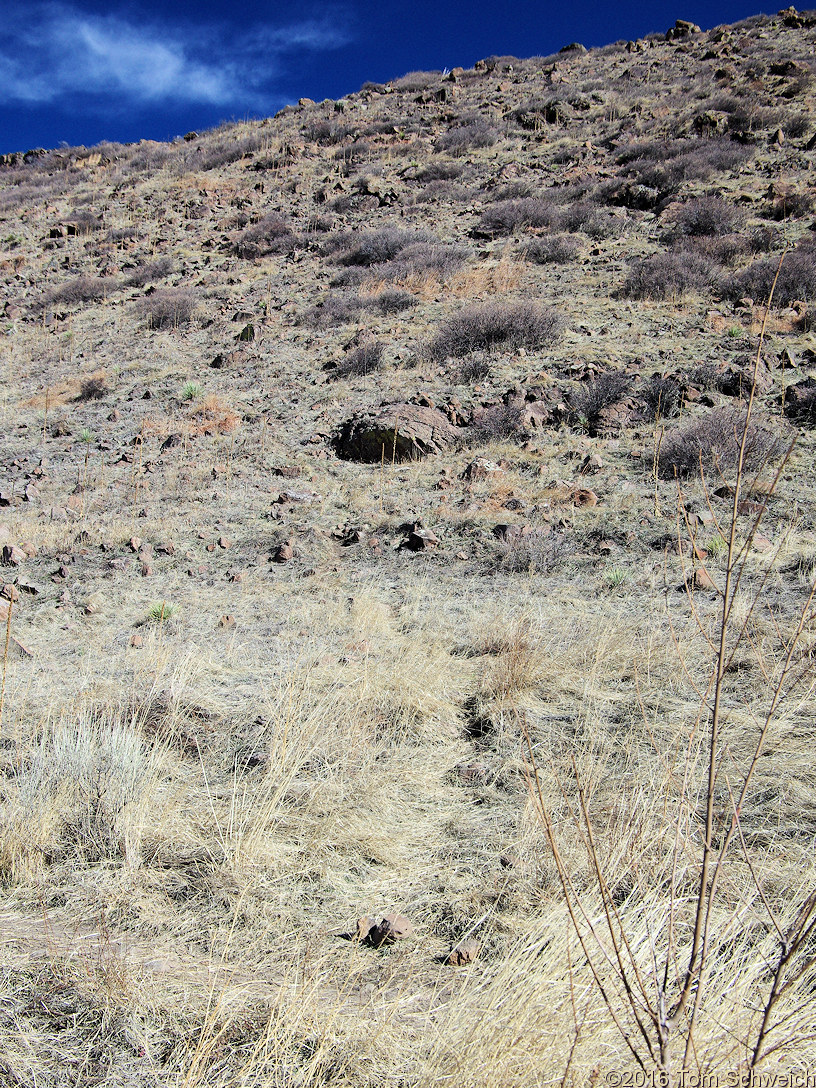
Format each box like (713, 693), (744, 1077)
(1, 0), (770, 153)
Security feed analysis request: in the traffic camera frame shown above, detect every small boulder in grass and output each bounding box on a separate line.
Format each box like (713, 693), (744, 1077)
(356, 913), (414, 948)
(272, 541), (294, 563)
(446, 939), (481, 967)
(693, 567), (719, 593)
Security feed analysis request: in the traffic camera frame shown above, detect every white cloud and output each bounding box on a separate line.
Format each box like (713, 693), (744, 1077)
(0, 2), (349, 110)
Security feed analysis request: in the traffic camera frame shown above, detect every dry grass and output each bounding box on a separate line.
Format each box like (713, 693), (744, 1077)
(1, 10), (816, 1084)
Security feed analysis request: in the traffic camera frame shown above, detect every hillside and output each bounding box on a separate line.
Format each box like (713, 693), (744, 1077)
(1, 9), (816, 1084)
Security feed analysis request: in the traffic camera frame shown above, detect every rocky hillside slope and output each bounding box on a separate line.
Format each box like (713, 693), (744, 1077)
(0, 9), (815, 1085)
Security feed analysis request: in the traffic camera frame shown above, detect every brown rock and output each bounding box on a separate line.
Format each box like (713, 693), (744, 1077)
(693, 567), (719, 592)
(570, 488), (598, 508)
(276, 490), (320, 505)
(356, 916), (376, 942)
(446, 939), (481, 966)
(401, 525), (439, 552)
(2, 544), (25, 566)
(129, 536), (142, 552)
(218, 536), (231, 549)
(367, 914), (414, 947)
(751, 534), (773, 554)
(335, 403), (459, 463)
(130, 634), (143, 648)
(461, 458), (504, 482)
(219, 614), (236, 628)
(273, 542), (294, 563)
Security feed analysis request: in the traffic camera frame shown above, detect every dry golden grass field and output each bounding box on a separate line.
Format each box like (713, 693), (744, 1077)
(1, 9), (816, 1085)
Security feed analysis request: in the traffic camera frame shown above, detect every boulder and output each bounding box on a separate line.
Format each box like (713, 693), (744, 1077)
(334, 403), (460, 463)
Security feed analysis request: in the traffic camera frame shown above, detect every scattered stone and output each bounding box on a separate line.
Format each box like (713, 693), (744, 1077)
(130, 634), (143, 648)
(2, 544), (25, 566)
(579, 453), (604, 474)
(693, 567), (719, 592)
(219, 614), (236, 628)
(493, 523), (549, 543)
(400, 525), (439, 552)
(1, 584), (19, 602)
(273, 541), (294, 563)
(461, 458), (504, 482)
(361, 914), (414, 948)
(446, 939), (481, 966)
(140, 563), (153, 577)
(751, 534), (773, 554)
(273, 465), (303, 478)
(356, 916), (376, 942)
(457, 761), (489, 785)
(129, 536), (142, 552)
(276, 489), (320, 505)
(218, 536), (231, 549)
(570, 488), (598, 508)
(155, 541), (175, 555)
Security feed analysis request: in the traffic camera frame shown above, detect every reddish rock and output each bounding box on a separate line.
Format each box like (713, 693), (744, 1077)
(218, 536), (231, 549)
(570, 488), (598, 508)
(446, 939), (481, 966)
(130, 634), (143, 648)
(1, 584), (19, 602)
(2, 544), (25, 566)
(367, 914), (414, 947)
(273, 541), (294, 563)
(693, 567), (719, 592)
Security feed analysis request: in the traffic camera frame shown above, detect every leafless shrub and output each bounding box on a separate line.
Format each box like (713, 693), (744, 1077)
(434, 119), (498, 155)
(525, 233), (584, 264)
(642, 375), (683, 420)
(415, 162), (463, 183)
(334, 341), (385, 378)
(622, 251), (718, 299)
(66, 210), (103, 235)
(765, 189), (813, 221)
(427, 301), (564, 360)
(41, 276), (110, 309)
(331, 228), (430, 267)
(304, 121), (353, 145)
(472, 403), (525, 443)
(722, 242), (816, 306)
(234, 214), (296, 259)
(391, 70), (442, 92)
(75, 375), (109, 401)
(663, 195), (746, 238)
(568, 372), (632, 432)
(497, 529), (571, 573)
(374, 289), (417, 313)
(124, 257), (174, 286)
(135, 289), (196, 330)
(657, 407), (783, 478)
(477, 197), (561, 236)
